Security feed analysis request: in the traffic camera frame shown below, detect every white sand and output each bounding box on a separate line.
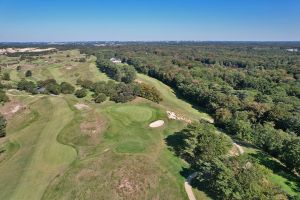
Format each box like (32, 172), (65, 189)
(11, 105), (21, 113)
(149, 120), (164, 128)
(74, 103), (90, 110)
(167, 111), (192, 123)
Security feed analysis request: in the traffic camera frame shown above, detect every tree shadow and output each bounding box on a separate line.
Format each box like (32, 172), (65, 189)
(165, 130), (187, 157)
(249, 151), (300, 193)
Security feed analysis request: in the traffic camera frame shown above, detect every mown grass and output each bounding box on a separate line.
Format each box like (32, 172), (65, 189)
(0, 97), (77, 200)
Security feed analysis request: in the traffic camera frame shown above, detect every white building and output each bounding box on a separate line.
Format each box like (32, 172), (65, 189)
(110, 58), (122, 64)
(286, 48), (298, 52)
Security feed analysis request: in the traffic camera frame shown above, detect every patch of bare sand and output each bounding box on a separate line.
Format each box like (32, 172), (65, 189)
(167, 111), (192, 123)
(229, 143), (245, 156)
(0, 101), (26, 119)
(149, 120), (164, 128)
(134, 79), (143, 84)
(74, 103), (90, 110)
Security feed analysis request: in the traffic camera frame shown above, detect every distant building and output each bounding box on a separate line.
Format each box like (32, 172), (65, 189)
(286, 48), (298, 52)
(110, 58), (122, 64)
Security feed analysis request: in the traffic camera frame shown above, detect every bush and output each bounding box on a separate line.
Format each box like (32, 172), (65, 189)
(139, 83), (162, 103)
(0, 115), (7, 137)
(0, 90), (9, 103)
(17, 79), (37, 94)
(79, 57), (86, 62)
(46, 83), (61, 95)
(94, 93), (107, 103)
(75, 88), (87, 98)
(60, 82), (75, 94)
(76, 79), (94, 90)
(2, 72), (10, 81)
(25, 70), (32, 77)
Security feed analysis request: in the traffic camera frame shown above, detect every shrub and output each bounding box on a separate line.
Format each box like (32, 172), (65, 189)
(17, 79), (37, 94)
(2, 72), (10, 81)
(94, 93), (107, 103)
(0, 90), (9, 103)
(60, 82), (75, 94)
(25, 70), (32, 77)
(46, 84), (61, 95)
(0, 115), (7, 137)
(75, 88), (87, 98)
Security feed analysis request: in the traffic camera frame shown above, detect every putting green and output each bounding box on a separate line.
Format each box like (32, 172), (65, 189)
(113, 105), (153, 122)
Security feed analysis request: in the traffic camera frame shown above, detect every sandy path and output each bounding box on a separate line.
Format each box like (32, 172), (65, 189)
(184, 172), (197, 200)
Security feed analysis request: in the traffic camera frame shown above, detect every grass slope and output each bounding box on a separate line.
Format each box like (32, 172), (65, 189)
(137, 73), (213, 122)
(0, 97), (77, 200)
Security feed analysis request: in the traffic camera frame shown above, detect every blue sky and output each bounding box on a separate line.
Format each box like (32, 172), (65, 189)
(0, 0), (299, 41)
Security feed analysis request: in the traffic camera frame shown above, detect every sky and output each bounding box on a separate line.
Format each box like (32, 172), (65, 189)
(0, 0), (299, 42)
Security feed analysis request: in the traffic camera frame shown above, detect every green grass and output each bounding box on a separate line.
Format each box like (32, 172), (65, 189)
(0, 97), (77, 200)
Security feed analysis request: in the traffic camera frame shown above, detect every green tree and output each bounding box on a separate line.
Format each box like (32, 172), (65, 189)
(281, 138), (300, 173)
(0, 115), (7, 137)
(2, 72), (10, 81)
(94, 93), (106, 103)
(46, 84), (61, 95)
(25, 70), (32, 77)
(75, 88), (87, 98)
(139, 83), (162, 103)
(17, 79), (37, 94)
(60, 82), (75, 94)
(179, 121), (232, 164)
(0, 90), (9, 103)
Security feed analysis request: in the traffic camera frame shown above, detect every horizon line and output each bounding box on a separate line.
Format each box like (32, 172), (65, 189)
(1, 40), (300, 43)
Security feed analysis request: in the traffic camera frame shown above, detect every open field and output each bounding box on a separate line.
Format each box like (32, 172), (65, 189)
(1, 49), (299, 199)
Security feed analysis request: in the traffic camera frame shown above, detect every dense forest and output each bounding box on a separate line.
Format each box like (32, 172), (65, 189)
(81, 42), (300, 199)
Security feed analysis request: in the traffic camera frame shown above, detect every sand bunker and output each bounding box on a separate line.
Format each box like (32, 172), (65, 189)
(167, 111), (192, 123)
(74, 103), (90, 110)
(149, 120), (164, 128)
